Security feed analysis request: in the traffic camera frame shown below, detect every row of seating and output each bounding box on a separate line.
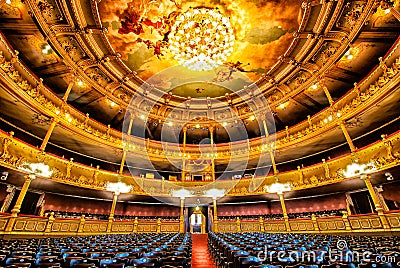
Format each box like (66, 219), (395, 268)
(218, 210), (344, 221)
(208, 232), (400, 268)
(0, 233), (191, 267)
(43, 211), (179, 221)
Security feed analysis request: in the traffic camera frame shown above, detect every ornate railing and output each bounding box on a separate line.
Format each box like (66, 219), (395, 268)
(0, 128), (399, 196)
(218, 211), (400, 233)
(0, 32), (398, 162)
(0, 213), (180, 237)
(1, 212), (400, 238)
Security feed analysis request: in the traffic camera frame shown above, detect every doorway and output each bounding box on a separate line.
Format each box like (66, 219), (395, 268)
(189, 206), (207, 234)
(7, 190), (42, 215)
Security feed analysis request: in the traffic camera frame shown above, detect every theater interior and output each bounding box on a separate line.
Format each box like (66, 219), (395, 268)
(0, 0), (399, 267)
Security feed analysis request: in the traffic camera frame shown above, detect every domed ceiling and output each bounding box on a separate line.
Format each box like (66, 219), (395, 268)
(98, 0), (302, 97)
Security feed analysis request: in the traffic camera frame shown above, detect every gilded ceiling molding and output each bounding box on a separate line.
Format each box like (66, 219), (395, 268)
(21, 0), (377, 115)
(0, 32), (399, 160)
(0, 129), (398, 197)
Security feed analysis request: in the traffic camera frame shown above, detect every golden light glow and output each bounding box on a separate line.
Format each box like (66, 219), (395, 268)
(342, 48), (359, 61)
(41, 44), (53, 55)
(342, 161), (377, 179)
(310, 83), (318, 90)
(18, 162), (53, 178)
(76, 79), (85, 87)
(169, 8), (235, 71)
(204, 188), (226, 199)
(277, 101), (289, 110)
(171, 188), (193, 199)
(264, 182), (291, 194)
(105, 181), (132, 195)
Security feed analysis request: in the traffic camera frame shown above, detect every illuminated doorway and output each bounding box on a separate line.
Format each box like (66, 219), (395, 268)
(190, 206), (206, 234)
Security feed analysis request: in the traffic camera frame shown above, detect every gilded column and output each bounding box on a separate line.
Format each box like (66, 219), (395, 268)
(339, 121), (356, 152)
(119, 114), (134, 175)
(236, 217), (241, 232)
(157, 218), (162, 233)
(259, 216), (264, 232)
(311, 214), (319, 231)
(262, 120), (269, 136)
(107, 192), (119, 232)
(133, 217), (138, 233)
(10, 175), (35, 217)
(182, 126), (187, 181)
(40, 118), (59, 151)
(179, 197), (185, 233)
(323, 86), (334, 106)
(278, 193), (291, 232)
(269, 145), (278, 175)
(5, 175), (36, 232)
(62, 80), (75, 102)
(363, 175), (389, 229)
(209, 126), (216, 181)
(341, 211), (352, 231)
(213, 198), (218, 232)
(0, 186), (15, 213)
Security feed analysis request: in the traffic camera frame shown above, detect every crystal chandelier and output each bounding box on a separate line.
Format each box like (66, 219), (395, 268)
(169, 8), (235, 71)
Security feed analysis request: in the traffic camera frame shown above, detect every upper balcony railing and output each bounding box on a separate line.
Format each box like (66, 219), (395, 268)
(0, 125), (399, 196)
(0, 33), (399, 161)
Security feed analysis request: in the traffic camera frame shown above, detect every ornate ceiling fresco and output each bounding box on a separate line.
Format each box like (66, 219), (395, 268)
(98, 0), (302, 96)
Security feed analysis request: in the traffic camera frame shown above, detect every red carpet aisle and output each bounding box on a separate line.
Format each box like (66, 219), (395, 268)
(191, 234), (218, 268)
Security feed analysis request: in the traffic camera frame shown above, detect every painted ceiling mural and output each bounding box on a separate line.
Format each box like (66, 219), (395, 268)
(98, 0), (303, 97)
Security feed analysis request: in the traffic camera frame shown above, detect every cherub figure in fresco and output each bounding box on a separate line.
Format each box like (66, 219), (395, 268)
(213, 61), (249, 82)
(118, 9), (145, 35)
(142, 40), (166, 58)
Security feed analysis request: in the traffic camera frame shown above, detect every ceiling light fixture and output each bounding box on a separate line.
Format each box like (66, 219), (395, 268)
(41, 43), (53, 55)
(342, 160), (377, 179)
(105, 181), (132, 195)
(343, 49), (354, 60)
(264, 181), (291, 195)
(18, 162), (53, 178)
(310, 83), (318, 90)
(169, 8), (235, 71)
(76, 79), (85, 87)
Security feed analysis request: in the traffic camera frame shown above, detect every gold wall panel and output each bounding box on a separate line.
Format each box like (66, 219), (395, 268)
(111, 222), (134, 233)
(13, 218), (48, 232)
(160, 223), (180, 233)
(386, 213), (400, 228)
(317, 219), (346, 231)
(218, 222), (238, 233)
(241, 222), (261, 232)
(137, 223), (158, 233)
(52, 219), (80, 232)
(349, 215), (383, 229)
(83, 221), (108, 233)
(264, 222), (287, 232)
(289, 220), (315, 231)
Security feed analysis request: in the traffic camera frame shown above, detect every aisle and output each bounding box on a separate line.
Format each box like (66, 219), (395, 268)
(191, 234), (218, 268)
